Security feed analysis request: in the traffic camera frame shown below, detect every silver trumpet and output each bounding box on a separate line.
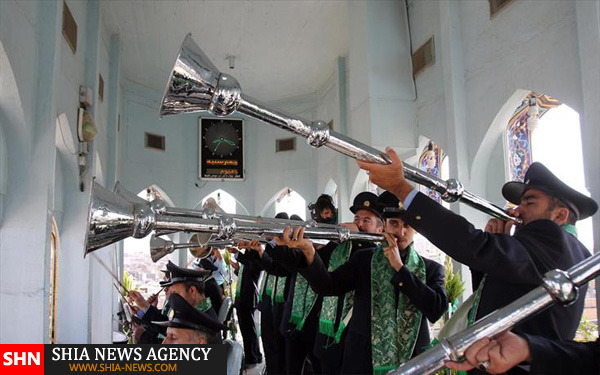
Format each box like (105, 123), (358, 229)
(160, 34), (519, 223)
(112, 180), (338, 235)
(84, 181), (384, 255)
(149, 234), (236, 263)
(390, 251), (600, 375)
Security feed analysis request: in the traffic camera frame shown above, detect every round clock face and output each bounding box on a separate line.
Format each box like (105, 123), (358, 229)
(203, 121), (242, 157)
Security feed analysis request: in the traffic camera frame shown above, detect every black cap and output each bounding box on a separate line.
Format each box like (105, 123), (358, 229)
(502, 162), (598, 221)
(159, 261), (211, 287)
(377, 191), (405, 219)
(350, 192), (383, 219)
(290, 214), (303, 221)
(275, 212), (289, 220)
(152, 293), (225, 333)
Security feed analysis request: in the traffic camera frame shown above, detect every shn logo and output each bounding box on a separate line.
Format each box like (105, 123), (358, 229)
(3, 352), (41, 366)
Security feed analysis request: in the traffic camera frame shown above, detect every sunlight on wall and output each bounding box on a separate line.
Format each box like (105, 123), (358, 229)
(201, 189), (237, 214)
(275, 189), (306, 220)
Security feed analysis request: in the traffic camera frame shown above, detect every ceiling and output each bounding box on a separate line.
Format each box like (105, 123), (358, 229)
(103, 0), (349, 103)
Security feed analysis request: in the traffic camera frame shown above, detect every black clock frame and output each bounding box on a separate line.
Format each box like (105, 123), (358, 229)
(199, 117), (244, 180)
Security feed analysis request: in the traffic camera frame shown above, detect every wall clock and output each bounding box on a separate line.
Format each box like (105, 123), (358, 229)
(199, 118), (244, 180)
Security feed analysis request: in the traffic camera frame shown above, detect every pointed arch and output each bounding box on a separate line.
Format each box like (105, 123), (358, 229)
(260, 187), (307, 220)
(350, 169), (378, 201)
(145, 184), (175, 207)
(323, 178), (339, 208)
(471, 89), (530, 195)
(122, 185), (178, 303)
(194, 189), (248, 215)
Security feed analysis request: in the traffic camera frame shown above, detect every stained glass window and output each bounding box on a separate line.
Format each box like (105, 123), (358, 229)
(506, 108), (532, 182)
(415, 141), (447, 266)
(418, 141), (446, 203)
(506, 93), (560, 182)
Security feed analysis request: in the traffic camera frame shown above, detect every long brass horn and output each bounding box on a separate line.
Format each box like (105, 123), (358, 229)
(84, 181), (384, 255)
(161, 34), (519, 223)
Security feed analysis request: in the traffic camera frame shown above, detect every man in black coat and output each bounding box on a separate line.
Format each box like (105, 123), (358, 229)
(358, 152), (597, 364)
(446, 330), (599, 375)
(230, 244), (263, 371)
(277, 192), (448, 374)
(128, 261), (216, 343)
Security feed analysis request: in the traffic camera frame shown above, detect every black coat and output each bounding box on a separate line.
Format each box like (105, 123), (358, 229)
(404, 192), (591, 341)
(522, 334), (599, 375)
(301, 244), (448, 374)
(234, 250), (262, 309)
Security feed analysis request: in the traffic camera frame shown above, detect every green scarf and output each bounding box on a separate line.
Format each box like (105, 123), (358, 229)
(371, 244), (426, 375)
(235, 264), (244, 300)
(197, 297), (212, 313)
(318, 241), (354, 343)
(259, 273), (276, 303)
(289, 274), (319, 330)
(563, 224), (578, 238)
(274, 276), (287, 303)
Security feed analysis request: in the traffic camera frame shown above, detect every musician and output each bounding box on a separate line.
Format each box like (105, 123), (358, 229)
(263, 213), (320, 375)
(446, 330), (599, 375)
(257, 212), (290, 375)
(228, 242), (264, 373)
(278, 191), (447, 374)
(309, 194), (338, 224)
(128, 261), (216, 343)
(357, 152), (596, 348)
(155, 293), (225, 344)
(310, 192), (387, 375)
(190, 233), (225, 314)
(264, 193), (386, 375)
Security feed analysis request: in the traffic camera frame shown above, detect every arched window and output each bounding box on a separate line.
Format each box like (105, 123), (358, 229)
(49, 217), (59, 344)
(413, 141), (448, 265)
(418, 141), (448, 204)
(274, 188), (307, 220)
(505, 94), (560, 182)
(323, 179), (340, 209)
(200, 189), (237, 214)
(504, 92), (596, 334)
(123, 188), (174, 308)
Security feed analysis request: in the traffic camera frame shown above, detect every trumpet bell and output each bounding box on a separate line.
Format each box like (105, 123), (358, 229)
(188, 232), (212, 259)
(84, 182), (156, 256)
(84, 182), (136, 256)
(159, 33), (241, 118)
(149, 235), (175, 263)
(189, 246), (211, 259)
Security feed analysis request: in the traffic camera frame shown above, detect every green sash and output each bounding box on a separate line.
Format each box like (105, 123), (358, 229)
(235, 264), (244, 300)
(289, 274), (319, 330)
(259, 273), (276, 303)
(274, 276), (287, 303)
(371, 244), (426, 375)
(197, 297), (212, 313)
(318, 241), (354, 343)
(563, 223), (578, 238)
